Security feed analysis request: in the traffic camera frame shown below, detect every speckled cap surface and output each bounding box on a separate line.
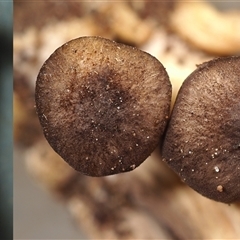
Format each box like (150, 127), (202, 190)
(162, 56), (240, 203)
(35, 36), (171, 176)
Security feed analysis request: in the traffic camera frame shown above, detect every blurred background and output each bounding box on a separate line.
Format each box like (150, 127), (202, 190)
(14, 148), (86, 239)
(14, 1), (240, 240)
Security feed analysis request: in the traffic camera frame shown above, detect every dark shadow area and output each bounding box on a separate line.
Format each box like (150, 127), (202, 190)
(0, 1), (13, 239)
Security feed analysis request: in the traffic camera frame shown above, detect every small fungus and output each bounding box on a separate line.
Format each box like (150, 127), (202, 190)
(162, 56), (240, 203)
(35, 36), (171, 177)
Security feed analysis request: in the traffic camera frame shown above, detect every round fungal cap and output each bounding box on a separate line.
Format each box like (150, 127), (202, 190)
(162, 56), (240, 203)
(35, 36), (171, 177)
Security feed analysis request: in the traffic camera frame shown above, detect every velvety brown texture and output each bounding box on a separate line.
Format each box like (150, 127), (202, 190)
(35, 36), (171, 176)
(162, 56), (240, 203)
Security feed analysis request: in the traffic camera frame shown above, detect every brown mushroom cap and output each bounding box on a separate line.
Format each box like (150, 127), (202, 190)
(162, 56), (240, 203)
(35, 36), (171, 176)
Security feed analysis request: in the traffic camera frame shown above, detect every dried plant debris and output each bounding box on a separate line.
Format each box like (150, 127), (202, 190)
(170, 2), (240, 55)
(25, 140), (240, 239)
(14, 1), (85, 32)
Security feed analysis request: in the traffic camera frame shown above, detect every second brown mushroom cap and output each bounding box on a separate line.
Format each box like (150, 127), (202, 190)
(162, 56), (240, 203)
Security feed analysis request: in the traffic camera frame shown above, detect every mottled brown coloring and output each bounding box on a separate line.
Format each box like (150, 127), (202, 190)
(36, 36), (171, 176)
(162, 56), (240, 203)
